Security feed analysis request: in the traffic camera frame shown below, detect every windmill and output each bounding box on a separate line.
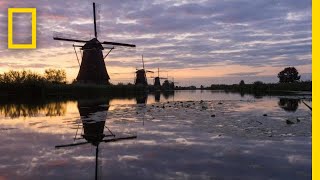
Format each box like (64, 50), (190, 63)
(169, 76), (179, 86)
(135, 55), (154, 86)
(53, 2), (136, 84)
(55, 99), (137, 180)
(162, 76), (177, 91)
(152, 68), (168, 87)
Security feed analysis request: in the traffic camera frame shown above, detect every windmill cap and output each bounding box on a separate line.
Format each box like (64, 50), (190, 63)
(82, 38), (104, 50)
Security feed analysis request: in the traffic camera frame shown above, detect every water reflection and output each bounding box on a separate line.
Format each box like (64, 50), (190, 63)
(152, 91), (175, 103)
(0, 101), (67, 118)
(0, 91), (311, 119)
(154, 91), (160, 102)
(163, 91), (175, 101)
(0, 91), (311, 179)
(55, 99), (137, 180)
(135, 91), (175, 104)
(0, 92), (175, 118)
(278, 98), (300, 112)
(135, 94), (148, 104)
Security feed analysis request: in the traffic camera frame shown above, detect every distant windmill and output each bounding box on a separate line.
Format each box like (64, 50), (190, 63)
(53, 2), (136, 84)
(162, 76), (177, 90)
(170, 76), (179, 85)
(135, 55), (153, 86)
(152, 68), (168, 87)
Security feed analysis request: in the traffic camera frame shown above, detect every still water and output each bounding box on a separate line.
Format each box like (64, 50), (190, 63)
(0, 90), (311, 180)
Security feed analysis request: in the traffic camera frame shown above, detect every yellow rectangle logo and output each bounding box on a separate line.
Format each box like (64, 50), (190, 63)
(8, 8), (37, 49)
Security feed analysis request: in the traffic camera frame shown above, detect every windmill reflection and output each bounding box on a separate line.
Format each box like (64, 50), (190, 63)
(135, 94), (148, 104)
(55, 98), (137, 180)
(163, 91), (175, 101)
(154, 91), (160, 102)
(135, 95), (148, 126)
(152, 91), (175, 103)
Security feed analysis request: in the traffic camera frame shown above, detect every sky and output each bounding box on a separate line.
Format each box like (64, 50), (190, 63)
(0, 0), (312, 86)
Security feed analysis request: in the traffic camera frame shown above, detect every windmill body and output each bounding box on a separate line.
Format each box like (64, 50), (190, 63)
(154, 77), (161, 87)
(135, 55), (153, 86)
(135, 69), (148, 85)
(76, 38), (110, 84)
(53, 2), (135, 85)
(153, 68), (167, 87)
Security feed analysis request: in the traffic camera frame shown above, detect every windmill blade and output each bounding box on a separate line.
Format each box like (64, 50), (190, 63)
(142, 55), (145, 69)
(93, 2), (98, 38)
(302, 100), (312, 111)
(55, 141), (89, 148)
(103, 46), (115, 49)
(73, 137), (85, 140)
(73, 45), (84, 48)
(102, 135), (137, 143)
(102, 41), (136, 47)
(74, 44), (113, 50)
(53, 37), (88, 43)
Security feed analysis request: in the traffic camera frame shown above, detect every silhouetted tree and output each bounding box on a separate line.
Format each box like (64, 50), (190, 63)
(0, 70), (44, 84)
(44, 69), (66, 84)
(252, 81), (266, 94)
(277, 67), (300, 83)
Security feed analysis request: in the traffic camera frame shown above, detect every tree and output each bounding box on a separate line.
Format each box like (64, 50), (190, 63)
(277, 67), (300, 83)
(252, 81), (265, 93)
(44, 69), (66, 84)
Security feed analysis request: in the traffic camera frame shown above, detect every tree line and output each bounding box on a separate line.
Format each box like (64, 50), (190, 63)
(204, 67), (311, 93)
(0, 69), (66, 85)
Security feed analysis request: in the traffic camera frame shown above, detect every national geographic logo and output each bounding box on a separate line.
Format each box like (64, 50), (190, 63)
(8, 8), (37, 49)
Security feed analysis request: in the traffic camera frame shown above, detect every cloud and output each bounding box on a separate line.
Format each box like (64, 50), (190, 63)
(0, 0), (311, 83)
(225, 71), (264, 77)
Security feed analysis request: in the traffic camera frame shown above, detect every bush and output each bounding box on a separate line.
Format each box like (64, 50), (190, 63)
(44, 69), (66, 84)
(0, 69), (66, 85)
(0, 70), (44, 85)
